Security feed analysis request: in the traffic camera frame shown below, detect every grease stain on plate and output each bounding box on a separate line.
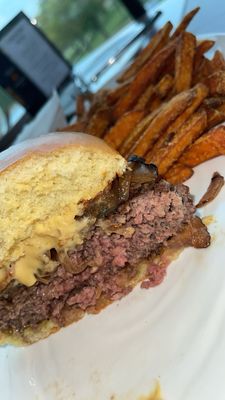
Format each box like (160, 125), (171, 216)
(202, 215), (216, 226)
(139, 382), (162, 400)
(45, 380), (76, 400)
(110, 381), (162, 400)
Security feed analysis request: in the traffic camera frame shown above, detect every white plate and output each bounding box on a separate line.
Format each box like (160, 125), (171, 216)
(2, 40), (225, 400)
(1, 158), (225, 400)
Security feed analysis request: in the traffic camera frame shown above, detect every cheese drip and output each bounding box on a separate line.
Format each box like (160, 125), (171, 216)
(8, 213), (92, 287)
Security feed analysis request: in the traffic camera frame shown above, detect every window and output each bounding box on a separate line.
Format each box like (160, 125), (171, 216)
(0, 0), (155, 137)
(37, 0), (131, 65)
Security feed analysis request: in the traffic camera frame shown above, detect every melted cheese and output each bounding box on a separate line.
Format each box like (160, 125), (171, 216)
(0, 269), (6, 282)
(6, 213), (92, 287)
(14, 236), (56, 286)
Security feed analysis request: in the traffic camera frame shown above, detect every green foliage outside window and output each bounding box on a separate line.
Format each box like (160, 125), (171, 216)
(37, 0), (131, 63)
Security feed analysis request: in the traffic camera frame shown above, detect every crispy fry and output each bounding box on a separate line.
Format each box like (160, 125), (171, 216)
(76, 94), (85, 119)
(164, 163), (193, 184)
(87, 88), (109, 119)
(104, 110), (144, 149)
(134, 84), (155, 111)
(206, 70), (225, 96)
(86, 107), (112, 137)
(203, 96), (225, 109)
(167, 83), (208, 130)
(196, 172), (224, 208)
(194, 40), (215, 72)
(117, 22), (173, 83)
(193, 56), (212, 84)
(210, 50), (225, 71)
(148, 83), (208, 158)
(60, 7), (225, 189)
(85, 92), (94, 102)
(171, 7), (200, 39)
(205, 107), (225, 129)
(129, 86), (197, 157)
(218, 102), (225, 113)
(136, 75), (174, 112)
(179, 125), (225, 167)
(155, 74), (174, 99)
(160, 51), (175, 77)
(58, 120), (87, 133)
(147, 109), (207, 175)
(113, 39), (178, 119)
(119, 108), (162, 157)
(197, 52), (225, 80)
(106, 82), (130, 106)
(174, 32), (196, 93)
(148, 95), (162, 112)
(135, 75), (173, 112)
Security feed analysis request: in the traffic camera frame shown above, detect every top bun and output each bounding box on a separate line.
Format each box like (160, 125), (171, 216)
(0, 132), (127, 289)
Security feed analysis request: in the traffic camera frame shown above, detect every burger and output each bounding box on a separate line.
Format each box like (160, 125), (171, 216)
(0, 133), (210, 345)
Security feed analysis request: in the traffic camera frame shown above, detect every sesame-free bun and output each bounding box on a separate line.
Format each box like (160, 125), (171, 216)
(0, 132), (127, 290)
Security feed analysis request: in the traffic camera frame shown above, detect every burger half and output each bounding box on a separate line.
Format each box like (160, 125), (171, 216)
(0, 133), (210, 345)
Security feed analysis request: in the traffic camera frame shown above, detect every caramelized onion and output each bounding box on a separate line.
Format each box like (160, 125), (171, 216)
(78, 157), (158, 220)
(58, 252), (87, 274)
(36, 275), (52, 284)
(167, 216), (210, 249)
(196, 172), (224, 208)
(128, 155), (158, 184)
(81, 172), (131, 219)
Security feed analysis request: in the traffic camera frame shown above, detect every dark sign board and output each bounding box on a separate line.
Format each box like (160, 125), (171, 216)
(0, 12), (72, 115)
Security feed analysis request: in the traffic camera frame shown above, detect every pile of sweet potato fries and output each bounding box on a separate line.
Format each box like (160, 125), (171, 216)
(61, 7), (225, 184)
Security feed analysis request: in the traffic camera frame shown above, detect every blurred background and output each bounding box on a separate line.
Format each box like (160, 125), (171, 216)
(0, 0), (170, 143)
(0, 0), (222, 147)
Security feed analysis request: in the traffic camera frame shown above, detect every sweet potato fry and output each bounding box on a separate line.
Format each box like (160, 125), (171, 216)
(113, 39), (178, 119)
(119, 108), (162, 157)
(194, 40), (215, 73)
(106, 82), (130, 106)
(210, 50), (225, 71)
(160, 51), (176, 77)
(58, 120), (87, 133)
(218, 102), (225, 113)
(174, 32), (196, 93)
(117, 21), (173, 83)
(76, 94), (85, 119)
(86, 107), (112, 137)
(147, 83), (208, 158)
(171, 7), (200, 39)
(87, 88), (109, 119)
(147, 109), (207, 175)
(164, 163), (193, 184)
(155, 74), (174, 99)
(148, 95), (162, 112)
(104, 110), (144, 149)
(205, 107), (225, 129)
(203, 97), (225, 109)
(167, 83), (208, 130)
(193, 56), (212, 84)
(196, 172), (224, 208)
(206, 70), (225, 96)
(129, 85), (198, 157)
(179, 125), (225, 167)
(134, 84), (155, 111)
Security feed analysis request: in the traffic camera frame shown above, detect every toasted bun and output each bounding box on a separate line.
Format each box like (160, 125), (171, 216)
(0, 132), (127, 291)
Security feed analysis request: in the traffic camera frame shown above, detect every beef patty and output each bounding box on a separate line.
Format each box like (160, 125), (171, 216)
(0, 181), (199, 333)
